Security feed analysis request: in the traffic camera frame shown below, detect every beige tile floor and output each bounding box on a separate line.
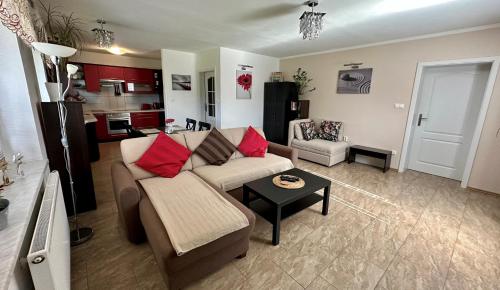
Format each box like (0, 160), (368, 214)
(72, 142), (500, 290)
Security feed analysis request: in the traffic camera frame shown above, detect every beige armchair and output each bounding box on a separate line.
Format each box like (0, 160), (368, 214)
(288, 119), (349, 167)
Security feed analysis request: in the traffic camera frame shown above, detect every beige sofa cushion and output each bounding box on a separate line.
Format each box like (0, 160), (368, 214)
(139, 171), (249, 256)
(193, 153), (294, 191)
(291, 139), (348, 156)
(120, 134), (192, 180)
(183, 127), (267, 168)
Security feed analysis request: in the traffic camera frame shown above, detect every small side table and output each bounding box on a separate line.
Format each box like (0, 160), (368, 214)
(348, 145), (392, 173)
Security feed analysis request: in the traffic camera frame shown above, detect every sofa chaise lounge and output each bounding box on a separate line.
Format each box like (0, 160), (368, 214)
(111, 127), (298, 289)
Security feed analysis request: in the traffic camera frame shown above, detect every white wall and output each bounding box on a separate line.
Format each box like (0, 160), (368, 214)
(219, 47), (279, 128)
(160, 47), (278, 129)
(280, 27), (500, 193)
(0, 25), (45, 161)
(70, 51), (161, 69)
(161, 49), (201, 125)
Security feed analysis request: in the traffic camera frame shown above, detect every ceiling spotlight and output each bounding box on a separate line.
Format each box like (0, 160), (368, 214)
(299, 0), (326, 40)
(92, 19), (114, 48)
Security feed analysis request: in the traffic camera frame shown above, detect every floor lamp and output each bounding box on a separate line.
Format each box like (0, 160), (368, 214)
(32, 42), (93, 246)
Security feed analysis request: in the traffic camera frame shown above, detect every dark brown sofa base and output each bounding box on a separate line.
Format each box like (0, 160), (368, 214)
(140, 190), (255, 290)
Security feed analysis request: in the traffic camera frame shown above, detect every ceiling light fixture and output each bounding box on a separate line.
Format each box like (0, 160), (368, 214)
(299, 0), (326, 40)
(107, 47), (125, 55)
(92, 19), (114, 48)
(375, 0), (457, 13)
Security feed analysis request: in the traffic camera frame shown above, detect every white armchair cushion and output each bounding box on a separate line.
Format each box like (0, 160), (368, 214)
(294, 123), (304, 140)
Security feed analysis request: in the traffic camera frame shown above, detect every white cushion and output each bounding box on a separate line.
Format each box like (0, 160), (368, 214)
(193, 153), (294, 191)
(120, 134), (192, 180)
(294, 123), (304, 140)
(291, 139), (348, 156)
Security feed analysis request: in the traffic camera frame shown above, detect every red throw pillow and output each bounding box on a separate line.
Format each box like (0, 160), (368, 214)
(136, 132), (192, 178)
(238, 126), (269, 157)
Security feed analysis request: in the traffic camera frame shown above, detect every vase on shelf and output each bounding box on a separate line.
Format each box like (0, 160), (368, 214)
(298, 100), (310, 119)
(0, 198), (9, 231)
(45, 82), (63, 102)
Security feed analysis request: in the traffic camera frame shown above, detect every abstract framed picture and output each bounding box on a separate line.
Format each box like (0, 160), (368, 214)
(236, 70), (252, 99)
(336, 68), (372, 94)
(172, 74), (191, 91)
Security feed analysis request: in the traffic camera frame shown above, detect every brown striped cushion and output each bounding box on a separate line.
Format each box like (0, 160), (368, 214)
(194, 128), (237, 165)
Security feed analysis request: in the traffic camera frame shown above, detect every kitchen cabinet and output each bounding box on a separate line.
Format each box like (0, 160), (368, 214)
(99, 66), (124, 80)
(95, 113), (109, 140)
(123, 68), (154, 82)
(84, 64), (100, 92)
(131, 112), (160, 129)
(124, 68), (155, 93)
(86, 122), (100, 162)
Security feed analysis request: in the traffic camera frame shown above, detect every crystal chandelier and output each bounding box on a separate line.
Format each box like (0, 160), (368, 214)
(299, 0), (326, 40)
(92, 19), (114, 48)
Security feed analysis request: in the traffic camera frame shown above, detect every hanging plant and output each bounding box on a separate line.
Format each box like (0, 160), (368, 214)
(33, 0), (86, 82)
(292, 68), (316, 98)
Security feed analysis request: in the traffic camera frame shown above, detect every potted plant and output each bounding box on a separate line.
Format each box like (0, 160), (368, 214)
(34, 1), (85, 101)
(292, 68), (316, 99)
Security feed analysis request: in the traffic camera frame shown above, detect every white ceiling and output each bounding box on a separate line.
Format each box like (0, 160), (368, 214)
(44, 0), (500, 59)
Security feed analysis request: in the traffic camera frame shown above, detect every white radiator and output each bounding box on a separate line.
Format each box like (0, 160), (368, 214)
(27, 171), (71, 290)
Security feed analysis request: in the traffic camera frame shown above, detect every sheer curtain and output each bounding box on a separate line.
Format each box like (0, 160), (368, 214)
(0, 0), (37, 45)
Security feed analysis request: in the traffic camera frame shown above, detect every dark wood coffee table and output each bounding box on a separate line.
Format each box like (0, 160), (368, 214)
(243, 168), (331, 245)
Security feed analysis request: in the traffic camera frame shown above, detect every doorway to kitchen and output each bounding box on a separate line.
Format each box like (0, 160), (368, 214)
(399, 57), (499, 187)
(203, 71), (216, 126)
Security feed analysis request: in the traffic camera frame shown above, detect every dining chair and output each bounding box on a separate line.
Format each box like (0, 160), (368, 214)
(186, 118), (197, 131)
(198, 121), (212, 131)
(125, 125), (147, 138)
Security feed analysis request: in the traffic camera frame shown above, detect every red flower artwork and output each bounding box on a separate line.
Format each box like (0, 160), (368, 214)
(237, 73), (252, 91)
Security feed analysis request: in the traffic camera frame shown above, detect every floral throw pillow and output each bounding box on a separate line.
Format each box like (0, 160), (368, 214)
(318, 121), (343, 141)
(299, 121), (317, 141)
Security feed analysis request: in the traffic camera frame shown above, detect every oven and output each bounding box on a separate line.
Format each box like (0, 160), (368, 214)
(106, 113), (131, 135)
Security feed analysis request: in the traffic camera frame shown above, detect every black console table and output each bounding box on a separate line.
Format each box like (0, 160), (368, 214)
(348, 145), (392, 173)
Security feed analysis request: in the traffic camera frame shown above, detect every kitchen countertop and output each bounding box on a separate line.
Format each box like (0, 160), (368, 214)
(87, 109), (165, 114)
(84, 112), (97, 124)
(0, 160), (49, 290)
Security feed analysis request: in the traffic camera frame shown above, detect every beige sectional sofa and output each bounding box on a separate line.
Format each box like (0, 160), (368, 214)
(288, 119), (349, 167)
(111, 127), (297, 289)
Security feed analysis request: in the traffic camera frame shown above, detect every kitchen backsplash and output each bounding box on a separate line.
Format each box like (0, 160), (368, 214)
(78, 88), (161, 111)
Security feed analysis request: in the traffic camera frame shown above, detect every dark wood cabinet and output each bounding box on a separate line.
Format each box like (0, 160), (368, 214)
(131, 112), (160, 128)
(83, 64), (100, 92)
(40, 102), (97, 215)
(99, 65), (124, 80)
(263, 82), (298, 145)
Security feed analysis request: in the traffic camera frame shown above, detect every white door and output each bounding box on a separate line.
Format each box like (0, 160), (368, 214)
(407, 64), (490, 180)
(204, 72), (216, 125)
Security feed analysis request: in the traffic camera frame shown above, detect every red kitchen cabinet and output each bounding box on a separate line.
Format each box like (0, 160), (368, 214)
(99, 66), (124, 80)
(124, 68), (154, 82)
(84, 64), (100, 92)
(95, 113), (109, 140)
(131, 112), (160, 129)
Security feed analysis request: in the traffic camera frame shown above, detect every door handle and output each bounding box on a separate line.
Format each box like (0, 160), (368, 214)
(417, 114), (428, 126)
